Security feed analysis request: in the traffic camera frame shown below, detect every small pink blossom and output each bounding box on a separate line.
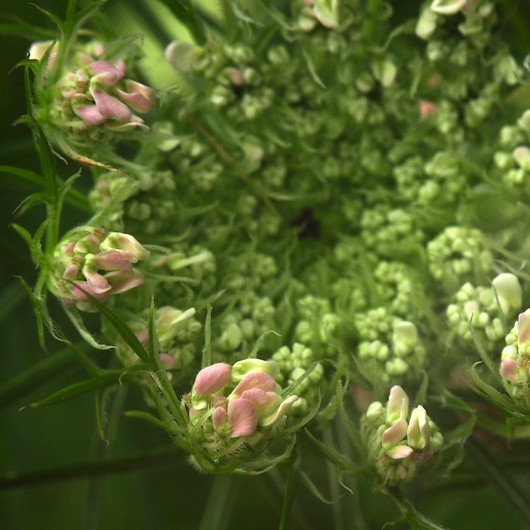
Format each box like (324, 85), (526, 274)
(500, 358), (518, 383)
(91, 250), (134, 271)
(518, 309), (530, 348)
(73, 105), (107, 125)
(104, 268), (144, 294)
(232, 372), (277, 396)
(193, 363), (232, 397)
(228, 398), (258, 437)
(382, 417), (408, 446)
(116, 80), (156, 113)
(90, 88), (132, 122)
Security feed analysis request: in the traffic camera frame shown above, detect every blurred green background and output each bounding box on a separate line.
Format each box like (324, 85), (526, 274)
(1, 1), (530, 529)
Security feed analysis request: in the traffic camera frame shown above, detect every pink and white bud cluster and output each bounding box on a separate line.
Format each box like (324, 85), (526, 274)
(361, 386), (443, 485)
(30, 40), (156, 132)
(500, 309), (530, 405)
(182, 359), (300, 469)
(48, 227), (149, 312)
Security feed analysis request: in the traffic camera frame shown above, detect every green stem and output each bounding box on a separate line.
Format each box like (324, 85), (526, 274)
(0, 348), (76, 411)
(151, 369), (187, 428)
(0, 446), (185, 490)
(466, 436), (530, 527)
(198, 475), (238, 530)
(323, 425), (344, 530)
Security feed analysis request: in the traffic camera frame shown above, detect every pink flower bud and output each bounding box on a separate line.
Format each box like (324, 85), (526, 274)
(104, 268), (144, 294)
(88, 61), (125, 82)
(105, 114), (149, 131)
(100, 233), (149, 261)
(387, 445), (414, 459)
(192, 363), (232, 397)
(232, 372), (277, 396)
(90, 88), (132, 122)
(501, 358), (518, 383)
(228, 398), (258, 437)
(213, 406), (228, 434)
(69, 281), (110, 303)
(63, 264), (80, 280)
(240, 389), (282, 417)
(382, 417), (408, 446)
(82, 264), (112, 294)
(518, 309), (530, 348)
(407, 406), (430, 450)
(91, 250), (134, 271)
(116, 80), (156, 113)
(73, 104), (107, 125)
(386, 386), (409, 423)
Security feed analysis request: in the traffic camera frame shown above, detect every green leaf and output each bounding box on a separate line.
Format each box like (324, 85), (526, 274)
(147, 299), (160, 366)
(304, 429), (359, 473)
(156, 0), (208, 44)
(388, 491), (449, 530)
(0, 348), (76, 411)
(299, 470), (335, 505)
(23, 370), (127, 408)
(279, 452), (300, 530)
(201, 304), (213, 368)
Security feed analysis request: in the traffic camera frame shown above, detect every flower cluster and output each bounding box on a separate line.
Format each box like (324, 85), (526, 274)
(48, 227), (149, 312)
(31, 40), (156, 136)
(361, 386), (443, 485)
(182, 359), (305, 472)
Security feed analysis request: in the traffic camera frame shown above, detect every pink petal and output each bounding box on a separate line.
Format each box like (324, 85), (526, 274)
(100, 233), (149, 261)
(82, 266), (112, 294)
(240, 389), (281, 416)
(228, 398), (258, 438)
(518, 309), (530, 347)
(88, 60), (125, 81)
(70, 281), (109, 303)
(73, 104), (107, 125)
(104, 269), (144, 294)
(382, 418), (408, 446)
(92, 71), (121, 87)
(501, 358), (518, 383)
(90, 88), (132, 122)
(387, 445), (414, 460)
(105, 114), (148, 132)
(63, 264), (80, 280)
(116, 80), (156, 113)
(233, 372), (276, 396)
(213, 406), (227, 433)
(192, 363), (232, 396)
(92, 250), (134, 271)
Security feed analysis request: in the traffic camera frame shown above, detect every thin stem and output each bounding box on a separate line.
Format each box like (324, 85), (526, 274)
(466, 436), (530, 527)
(323, 425), (344, 530)
(0, 446), (186, 490)
(0, 348), (76, 411)
(198, 475), (238, 530)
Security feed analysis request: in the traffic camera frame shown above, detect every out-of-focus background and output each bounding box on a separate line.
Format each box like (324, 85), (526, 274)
(1, 1), (530, 529)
